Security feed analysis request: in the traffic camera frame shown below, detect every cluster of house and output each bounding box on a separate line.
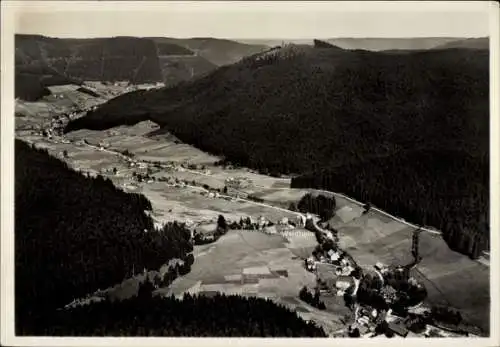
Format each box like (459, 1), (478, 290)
(348, 305), (388, 337)
(232, 215), (272, 231)
(306, 248), (358, 297)
(379, 308), (475, 338)
(263, 215), (307, 233)
(347, 306), (452, 338)
(186, 214), (311, 244)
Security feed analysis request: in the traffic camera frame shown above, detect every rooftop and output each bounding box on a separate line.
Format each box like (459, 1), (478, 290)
(388, 322), (409, 337)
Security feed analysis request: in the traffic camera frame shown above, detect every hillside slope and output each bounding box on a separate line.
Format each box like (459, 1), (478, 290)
(65, 44), (490, 257)
(15, 139), (326, 337)
(15, 140), (194, 333)
(16, 35), (164, 83)
(432, 37), (489, 50)
(326, 37), (464, 51)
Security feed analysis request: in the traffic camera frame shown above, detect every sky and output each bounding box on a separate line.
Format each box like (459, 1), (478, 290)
(12, 1), (492, 39)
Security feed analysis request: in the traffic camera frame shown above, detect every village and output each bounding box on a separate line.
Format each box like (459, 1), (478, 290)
(299, 217), (480, 338)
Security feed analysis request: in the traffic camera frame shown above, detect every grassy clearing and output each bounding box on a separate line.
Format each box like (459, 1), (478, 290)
(251, 188), (306, 204)
(159, 229), (343, 334)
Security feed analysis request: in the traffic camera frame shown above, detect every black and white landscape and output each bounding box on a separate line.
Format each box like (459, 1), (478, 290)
(6, 2), (495, 343)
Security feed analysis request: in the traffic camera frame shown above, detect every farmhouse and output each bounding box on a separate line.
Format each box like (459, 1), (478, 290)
(279, 217), (289, 225)
(296, 215), (306, 226)
(327, 249), (341, 262)
(375, 262), (388, 272)
(264, 225), (278, 234)
(388, 321), (409, 337)
(335, 276), (354, 290)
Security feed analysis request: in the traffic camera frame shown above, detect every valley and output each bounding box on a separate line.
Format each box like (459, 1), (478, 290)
(66, 41), (490, 261)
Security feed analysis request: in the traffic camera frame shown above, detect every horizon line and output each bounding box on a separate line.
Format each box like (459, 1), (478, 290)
(14, 33), (490, 40)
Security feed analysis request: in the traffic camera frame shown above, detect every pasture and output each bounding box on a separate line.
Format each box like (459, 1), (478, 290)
(158, 229), (345, 334)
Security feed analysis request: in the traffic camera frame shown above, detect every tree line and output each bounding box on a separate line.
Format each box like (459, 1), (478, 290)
(38, 291), (327, 337)
(299, 286), (326, 310)
(291, 193), (337, 221)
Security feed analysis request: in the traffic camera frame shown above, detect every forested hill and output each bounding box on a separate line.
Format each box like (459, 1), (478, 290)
(16, 35), (164, 84)
(15, 140), (326, 337)
(64, 44), (489, 257)
(147, 37), (270, 66)
(15, 35), (267, 100)
(41, 293), (327, 337)
(291, 150), (490, 258)
(15, 140), (193, 333)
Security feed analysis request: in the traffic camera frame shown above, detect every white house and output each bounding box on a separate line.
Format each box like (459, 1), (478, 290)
(341, 265), (355, 276)
(335, 276), (354, 290)
(327, 249), (341, 261)
(296, 215), (306, 227)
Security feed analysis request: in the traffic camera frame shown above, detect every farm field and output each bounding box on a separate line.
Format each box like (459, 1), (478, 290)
(140, 182), (301, 224)
(66, 122), (220, 165)
(159, 229), (346, 334)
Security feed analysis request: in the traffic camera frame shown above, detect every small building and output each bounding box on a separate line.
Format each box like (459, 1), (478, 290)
(327, 249), (340, 262)
(341, 265), (355, 276)
(305, 257), (317, 272)
(388, 321), (409, 337)
(335, 276), (354, 290)
(296, 215), (306, 226)
(264, 225), (278, 234)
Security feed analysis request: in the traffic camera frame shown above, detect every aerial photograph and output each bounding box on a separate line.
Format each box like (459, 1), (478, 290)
(2, 1), (496, 344)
